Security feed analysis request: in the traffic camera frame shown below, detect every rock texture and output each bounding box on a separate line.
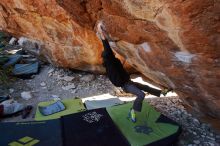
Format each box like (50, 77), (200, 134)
(0, 0), (220, 119)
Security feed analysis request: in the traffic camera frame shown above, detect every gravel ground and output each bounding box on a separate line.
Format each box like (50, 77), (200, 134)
(0, 65), (220, 146)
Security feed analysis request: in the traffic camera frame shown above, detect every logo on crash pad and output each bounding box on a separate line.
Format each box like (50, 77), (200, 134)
(8, 136), (39, 146)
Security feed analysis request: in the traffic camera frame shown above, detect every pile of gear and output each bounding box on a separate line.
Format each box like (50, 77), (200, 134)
(0, 31), (40, 119)
(0, 32), (39, 78)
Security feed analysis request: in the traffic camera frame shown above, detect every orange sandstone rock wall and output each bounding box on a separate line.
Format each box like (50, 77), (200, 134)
(0, 0), (220, 118)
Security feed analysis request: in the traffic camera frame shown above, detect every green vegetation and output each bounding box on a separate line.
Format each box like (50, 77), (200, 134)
(0, 66), (12, 84)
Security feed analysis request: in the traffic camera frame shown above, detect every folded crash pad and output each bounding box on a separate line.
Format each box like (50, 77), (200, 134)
(35, 98), (85, 121)
(83, 95), (124, 110)
(107, 102), (181, 146)
(13, 62), (39, 76)
(62, 108), (129, 146)
(0, 120), (62, 146)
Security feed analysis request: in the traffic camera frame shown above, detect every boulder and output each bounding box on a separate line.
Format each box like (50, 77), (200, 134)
(0, 0), (219, 119)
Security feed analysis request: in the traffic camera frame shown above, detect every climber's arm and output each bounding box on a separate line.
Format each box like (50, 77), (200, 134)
(101, 39), (115, 57)
(97, 22), (115, 59)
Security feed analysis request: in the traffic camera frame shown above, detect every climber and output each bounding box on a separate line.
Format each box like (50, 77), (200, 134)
(96, 22), (172, 123)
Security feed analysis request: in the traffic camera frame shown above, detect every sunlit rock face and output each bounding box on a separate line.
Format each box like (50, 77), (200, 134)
(0, 0), (220, 118)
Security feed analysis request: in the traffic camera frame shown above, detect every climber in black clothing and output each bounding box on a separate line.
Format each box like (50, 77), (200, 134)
(97, 22), (171, 122)
(101, 39), (130, 87)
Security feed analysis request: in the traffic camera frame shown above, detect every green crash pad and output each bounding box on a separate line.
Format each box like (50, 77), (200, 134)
(107, 102), (181, 146)
(35, 99), (85, 121)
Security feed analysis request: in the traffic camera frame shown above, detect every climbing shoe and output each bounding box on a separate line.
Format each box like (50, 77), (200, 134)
(161, 88), (172, 96)
(22, 105), (33, 119)
(129, 108), (136, 123)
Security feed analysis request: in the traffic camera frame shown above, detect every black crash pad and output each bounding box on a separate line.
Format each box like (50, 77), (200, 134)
(62, 108), (129, 146)
(0, 120), (62, 146)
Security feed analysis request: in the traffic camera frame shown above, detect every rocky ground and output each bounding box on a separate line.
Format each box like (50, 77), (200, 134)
(0, 64), (220, 146)
(0, 64), (114, 121)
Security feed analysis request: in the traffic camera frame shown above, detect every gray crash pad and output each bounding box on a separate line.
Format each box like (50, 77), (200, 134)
(13, 62), (39, 76)
(82, 95), (124, 110)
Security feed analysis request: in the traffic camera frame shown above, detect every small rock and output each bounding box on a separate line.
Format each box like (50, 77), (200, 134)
(53, 71), (58, 76)
(9, 88), (14, 94)
(207, 142), (215, 146)
(187, 144), (193, 146)
(48, 73), (53, 77)
(207, 136), (215, 141)
(193, 140), (200, 144)
(40, 82), (46, 87)
(51, 95), (61, 101)
(62, 76), (74, 82)
(71, 89), (77, 94)
(193, 118), (200, 125)
(9, 37), (17, 45)
(42, 87), (47, 89)
(170, 107), (176, 111)
(62, 84), (76, 90)
(193, 132), (197, 135)
(57, 74), (64, 79)
(188, 113), (192, 117)
(179, 105), (185, 109)
(48, 68), (55, 74)
(176, 110), (181, 115)
(21, 92), (32, 100)
(51, 95), (59, 98)
(80, 74), (95, 82)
